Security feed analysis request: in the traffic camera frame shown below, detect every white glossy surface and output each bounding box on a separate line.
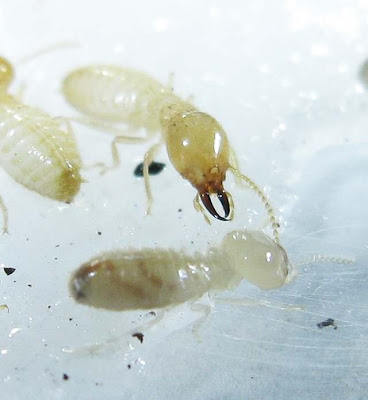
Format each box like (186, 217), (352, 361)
(0, 1), (367, 399)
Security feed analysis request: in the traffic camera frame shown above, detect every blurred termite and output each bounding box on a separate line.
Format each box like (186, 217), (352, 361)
(0, 48), (82, 233)
(63, 66), (280, 238)
(70, 229), (290, 311)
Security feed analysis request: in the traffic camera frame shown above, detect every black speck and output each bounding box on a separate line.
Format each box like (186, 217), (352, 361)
(127, 364), (131, 369)
(317, 318), (337, 330)
(191, 241), (194, 244)
(134, 161), (166, 177)
(178, 209), (182, 212)
(48, 305), (51, 309)
(148, 311), (156, 316)
(55, 245), (60, 248)
(63, 373), (69, 381)
(27, 284), (32, 288)
(97, 231), (102, 236)
(4, 267), (16, 276)
(69, 318), (73, 321)
(132, 332), (144, 343)
(54, 258), (58, 260)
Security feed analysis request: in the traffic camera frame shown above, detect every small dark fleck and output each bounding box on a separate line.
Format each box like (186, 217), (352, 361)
(149, 311), (156, 316)
(26, 238), (29, 241)
(178, 209), (182, 212)
(97, 231), (102, 236)
(48, 305), (51, 309)
(317, 318), (337, 330)
(132, 332), (144, 343)
(134, 161), (166, 177)
(4, 267), (16, 276)
(55, 245), (60, 248)
(69, 318), (73, 321)
(65, 201), (71, 205)
(191, 241), (194, 244)
(27, 284), (32, 288)
(127, 364), (131, 369)
(63, 373), (69, 381)
(54, 258), (58, 260)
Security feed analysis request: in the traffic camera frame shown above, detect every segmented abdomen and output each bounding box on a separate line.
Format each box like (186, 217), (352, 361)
(63, 66), (175, 131)
(0, 94), (82, 202)
(70, 247), (228, 310)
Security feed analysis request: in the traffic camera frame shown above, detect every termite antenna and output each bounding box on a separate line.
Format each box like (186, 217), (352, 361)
(292, 254), (356, 269)
(0, 195), (9, 235)
(229, 165), (280, 243)
(16, 41), (80, 65)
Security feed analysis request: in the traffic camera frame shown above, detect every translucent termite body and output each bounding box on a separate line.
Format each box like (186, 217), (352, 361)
(70, 230), (289, 311)
(0, 56), (82, 205)
(63, 66), (279, 235)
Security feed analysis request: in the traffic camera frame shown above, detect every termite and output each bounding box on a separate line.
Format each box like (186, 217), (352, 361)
(63, 66), (280, 237)
(0, 56), (82, 232)
(70, 229), (289, 311)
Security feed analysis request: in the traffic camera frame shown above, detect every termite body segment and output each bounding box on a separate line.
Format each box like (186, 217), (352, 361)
(70, 230), (289, 311)
(0, 57), (82, 206)
(63, 66), (274, 226)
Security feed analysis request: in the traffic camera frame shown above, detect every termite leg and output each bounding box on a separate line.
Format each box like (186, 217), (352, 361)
(215, 297), (304, 312)
(193, 193), (212, 225)
(0, 195), (8, 235)
(166, 72), (175, 92)
(62, 310), (164, 355)
(143, 140), (164, 215)
(190, 303), (212, 341)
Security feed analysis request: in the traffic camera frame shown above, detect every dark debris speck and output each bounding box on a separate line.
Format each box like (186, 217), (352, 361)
(27, 284), (32, 288)
(97, 231), (102, 236)
(63, 373), (69, 381)
(4, 267), (16, 276)
(134, 161), (166, 177)
(317, 318), (337, 330)
(132, 332), (144, 343)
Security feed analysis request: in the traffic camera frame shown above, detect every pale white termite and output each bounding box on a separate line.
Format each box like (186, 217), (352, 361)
(70, 230), (289, 311)
(0, 56), (82, 232)
(63, 66), (280, 240)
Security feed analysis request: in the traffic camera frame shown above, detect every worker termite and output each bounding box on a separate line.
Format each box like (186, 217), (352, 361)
(0, 56), (82, 232)
(63, 66), (280, 237)
(70, 229), (289, 311)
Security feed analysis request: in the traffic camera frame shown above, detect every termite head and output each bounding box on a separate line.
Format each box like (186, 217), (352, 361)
(0, 57), (14, 91)
(165, 110), (232, 221)
(222, 230), (289, 289)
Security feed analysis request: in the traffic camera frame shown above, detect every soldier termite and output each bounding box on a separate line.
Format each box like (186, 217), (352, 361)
(70, 229), (289, 311)
(63, 66), (280, 239)
(0, 55), (82, 233)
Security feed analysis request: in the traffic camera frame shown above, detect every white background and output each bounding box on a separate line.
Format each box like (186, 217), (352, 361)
(0, 1), (367, 399)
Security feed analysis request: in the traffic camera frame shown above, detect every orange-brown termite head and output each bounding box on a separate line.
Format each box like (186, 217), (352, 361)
(163, 110), (232, 221)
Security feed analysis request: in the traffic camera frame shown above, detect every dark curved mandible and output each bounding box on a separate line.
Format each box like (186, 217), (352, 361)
(200, 191), (231, 221)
